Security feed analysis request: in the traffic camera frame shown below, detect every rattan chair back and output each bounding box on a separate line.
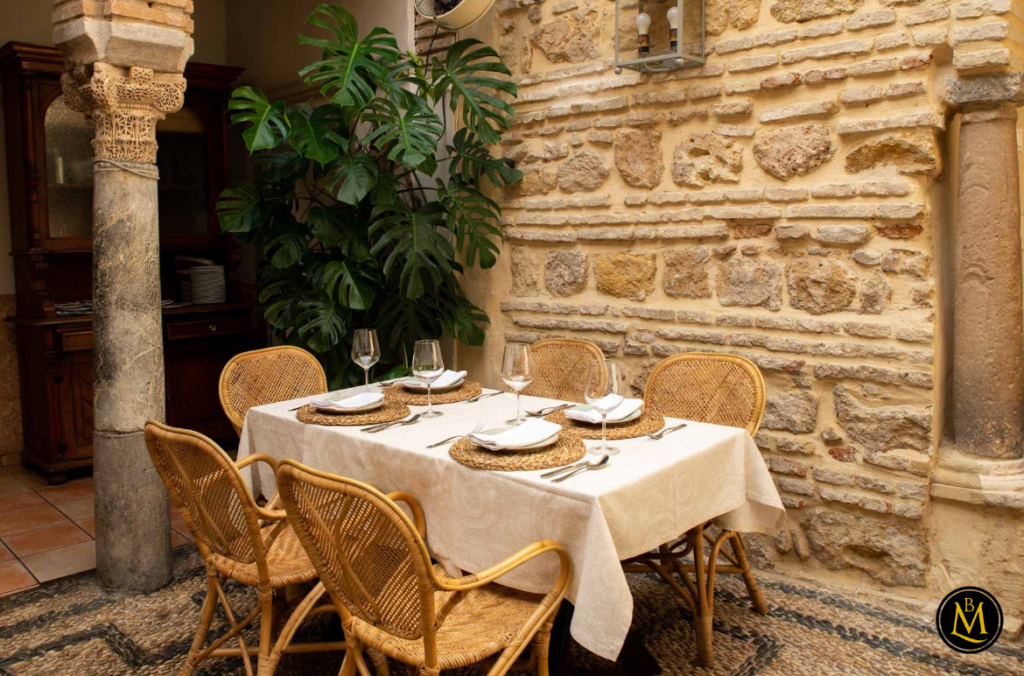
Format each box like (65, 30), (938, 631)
(219, 346), (328, 435)
(144, 421), (265, 565)
(644, 353), (766, 435)
(524, 338), (605, 403)
(277, 461), (436, 641)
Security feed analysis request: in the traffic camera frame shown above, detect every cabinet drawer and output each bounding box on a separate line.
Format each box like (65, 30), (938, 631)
(166, 317), (250, 341)
(61, 331), (93, 352)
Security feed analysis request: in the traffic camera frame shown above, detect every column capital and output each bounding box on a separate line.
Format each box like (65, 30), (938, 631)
(61, 63), (186, 165)
(961, 104), (1018, 126)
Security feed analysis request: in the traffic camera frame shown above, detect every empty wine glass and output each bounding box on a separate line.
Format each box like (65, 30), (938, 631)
(502, 342), (534, 425)
(351, 328), (380, 392)
(412, 339), (445, 419)
(585, 360), (625, 456)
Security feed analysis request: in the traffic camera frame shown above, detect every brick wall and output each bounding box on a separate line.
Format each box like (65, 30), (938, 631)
(441, 0), (1023, 594)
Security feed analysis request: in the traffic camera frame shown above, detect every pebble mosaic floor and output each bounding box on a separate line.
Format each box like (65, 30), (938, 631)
(1, 546), (1022, 676)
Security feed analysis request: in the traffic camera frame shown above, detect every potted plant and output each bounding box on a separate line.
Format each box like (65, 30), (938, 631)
(218, 4), (521, 387)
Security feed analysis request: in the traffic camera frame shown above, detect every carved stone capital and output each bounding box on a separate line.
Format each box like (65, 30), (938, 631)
(61, 63), (186, 165)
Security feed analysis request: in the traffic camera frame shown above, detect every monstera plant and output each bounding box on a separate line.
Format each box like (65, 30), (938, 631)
(217, 4), (521, 387)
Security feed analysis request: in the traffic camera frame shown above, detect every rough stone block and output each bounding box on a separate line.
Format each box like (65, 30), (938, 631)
(773, 0), (866, 23)
(754, 124), (835, 181)
(816, 224), (872, 245)
(717, 258), (784, 311)
(764, 392), (819, 433)
(759, 98), (840, 123)
(614, 128), (664, 189)
(954, 48), (1011, 70)
(846, 9), (896, 30)
(594, 253), (657, 300)
(544, 250), (589, 296)
(663, 248), (712, 298)
(787, 260), (858, 314)
(672, 132), (743, 187)
(833, 385), (931, 452)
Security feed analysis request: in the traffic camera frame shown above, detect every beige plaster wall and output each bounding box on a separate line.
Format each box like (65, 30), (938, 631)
(451, 0), (1024, 615)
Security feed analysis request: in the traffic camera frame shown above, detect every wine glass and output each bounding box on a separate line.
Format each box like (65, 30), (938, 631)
(412, 339), (445, 419)
(502, 343), (534, 426)
(351, 328), (380, 392)
(584, 360), (625, 456)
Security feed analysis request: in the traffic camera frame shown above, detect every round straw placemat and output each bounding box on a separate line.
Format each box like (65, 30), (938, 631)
(449, 435), (586, 471)
(545, 409), (665, 440)
(296, 401), (410, 426)
(384, 381), (483, 405)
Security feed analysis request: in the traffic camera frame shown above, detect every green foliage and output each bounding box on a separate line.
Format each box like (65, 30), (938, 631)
(218, 4), (520, 388)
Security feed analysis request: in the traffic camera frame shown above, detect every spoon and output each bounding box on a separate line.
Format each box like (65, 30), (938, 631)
(551, 455), (610, 482)
(362, 413), (420, 433)
(646, 423), (688, 440)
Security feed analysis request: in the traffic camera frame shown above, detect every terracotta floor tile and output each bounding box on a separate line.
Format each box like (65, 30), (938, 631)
(56, 496), (95, 520)
(0, 560), (38, 596)
(75, 517), (96, 538)
(20, 540), (96, 583)
(3, 521), (91, 558)
(2, 466), (49, 490)
(0, 542), (12, 563)
(0, 504), (69, 537)
(0, 491), (46, 515)
(0, 475), (30, 498)
(36, 480), (94, 505)
(171, 529), (189, 549)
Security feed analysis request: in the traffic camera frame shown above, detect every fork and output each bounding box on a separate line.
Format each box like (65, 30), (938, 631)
(427, 423), (485, 448)
(464, 391), (502, 404)
(362, 414), (421, 434)
(526, 403), (574, 417)
(646, 423), (688, 440)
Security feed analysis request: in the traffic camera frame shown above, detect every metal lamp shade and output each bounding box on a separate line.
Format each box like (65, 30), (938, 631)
(414, 0), (496, 31)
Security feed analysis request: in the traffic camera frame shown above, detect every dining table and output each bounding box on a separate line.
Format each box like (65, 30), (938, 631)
(237, 384), (785, 673)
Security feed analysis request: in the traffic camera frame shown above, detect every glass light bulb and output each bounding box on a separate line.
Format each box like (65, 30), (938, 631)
(667, 6), (680, 29)
(635, 12), (652, 35)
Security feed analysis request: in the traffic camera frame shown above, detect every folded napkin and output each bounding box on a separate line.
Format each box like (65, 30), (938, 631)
(468, 418), (561, 450)
(403, 369), (467, 389)
(311, 391), (384, 411)
(565, 398), (643, 424)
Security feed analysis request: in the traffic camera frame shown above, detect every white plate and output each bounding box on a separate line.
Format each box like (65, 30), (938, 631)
(401, 379), (465, 393)
(313, 399), (384, 414)
(566, 405), (643, 425)
(472, 428), (560, 452)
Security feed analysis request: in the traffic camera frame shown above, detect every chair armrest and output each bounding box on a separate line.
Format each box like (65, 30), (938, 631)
(432, 540), (573, 593)
(255, 505), (288, 521)
(236, 453), (280, 475)
(388, 491), (426, 538)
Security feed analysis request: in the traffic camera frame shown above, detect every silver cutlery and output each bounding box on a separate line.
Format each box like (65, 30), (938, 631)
(551, 455), (610, 482)
(540, 459), (591, 479)
(646, 423), (688, 440)
(362, 413), (421, 433)
(427, 423), (485, 448)
(464, 391), (502, 403)
(527, 403), (574, 417)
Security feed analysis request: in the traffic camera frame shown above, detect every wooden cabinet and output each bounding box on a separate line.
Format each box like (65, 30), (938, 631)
(1, 42), (255, 481)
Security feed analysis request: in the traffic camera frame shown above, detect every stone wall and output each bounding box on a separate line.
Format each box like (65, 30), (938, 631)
(454, 0), (1024, 604)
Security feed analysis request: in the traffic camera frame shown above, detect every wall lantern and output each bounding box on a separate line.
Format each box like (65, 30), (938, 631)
(614, 0), (705, 74)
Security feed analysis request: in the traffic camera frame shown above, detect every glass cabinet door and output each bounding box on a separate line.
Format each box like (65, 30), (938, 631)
(156, 105), (210, 243)
(44, 95), (94, 241)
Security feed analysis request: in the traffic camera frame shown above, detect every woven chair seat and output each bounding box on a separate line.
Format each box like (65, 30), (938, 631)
(352, 578), (543, 670)
(211, 523), (317, 589)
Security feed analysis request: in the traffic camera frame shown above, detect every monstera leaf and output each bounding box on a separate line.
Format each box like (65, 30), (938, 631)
(329, 152), (378, 206)
(298, 5), (400, 109)
(216, 183), (266, 234)
(370, 202), (454, 299)
(309, 259), (377, 310)
(447, 127), (521, 188)
(229, 87), (289, 152)
(431, 39), (517, 144)
(362, 97), (443, 169)
(286, 105), (340, 164)
(440, 179), (502, 269)
(296, 297), (347, 353)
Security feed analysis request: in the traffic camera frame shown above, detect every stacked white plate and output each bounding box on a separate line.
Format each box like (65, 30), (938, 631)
(189, 265), (226, 305)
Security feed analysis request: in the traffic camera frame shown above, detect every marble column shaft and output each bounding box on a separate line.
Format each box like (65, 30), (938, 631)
(954, 106), (1024, 459)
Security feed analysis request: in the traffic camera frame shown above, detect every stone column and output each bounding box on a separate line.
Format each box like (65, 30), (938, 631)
(954, 106), (1024, 459)
(53, 0), (194, 591)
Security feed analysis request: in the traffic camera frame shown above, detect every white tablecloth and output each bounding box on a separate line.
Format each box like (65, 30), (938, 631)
(238, 389), (784, 661)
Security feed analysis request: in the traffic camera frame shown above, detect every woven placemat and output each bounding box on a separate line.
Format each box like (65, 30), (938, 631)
(384, 381), (483, 405)
(449, 434), (587, 471)
(545, 409), (665, 440)
(296, 401), (410, 426)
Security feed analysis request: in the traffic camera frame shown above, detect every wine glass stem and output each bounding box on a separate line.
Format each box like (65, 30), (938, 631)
(516, 391), (522, 421)
(363, 367), (369, 391)
(427, 385), (433, 414)
(601, 414), (608, 448)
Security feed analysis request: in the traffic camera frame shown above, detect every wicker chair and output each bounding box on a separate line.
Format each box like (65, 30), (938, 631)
(275, 460), (574, 676)
(144, 421), (346, 676)
(522, 338), (605, 403)
(220, 346), (328, 436)
(623, 352), (768, 668)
